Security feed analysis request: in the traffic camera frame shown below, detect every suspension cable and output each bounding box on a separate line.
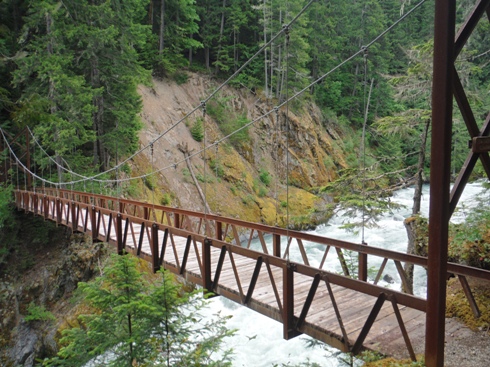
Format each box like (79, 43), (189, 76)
(274, 107), (280, 226)
(1, 0), (427, 189)
(215, 141), (220, 214)
(361, 46), (374, 245)
(285, 24), (291, 237)
(87, 0), (428, 185)
(13, 0), (319, 189)
(202, 101), (208, 236)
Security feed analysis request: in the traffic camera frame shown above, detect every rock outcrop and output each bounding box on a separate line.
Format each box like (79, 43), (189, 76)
(0, 213), (108, 367)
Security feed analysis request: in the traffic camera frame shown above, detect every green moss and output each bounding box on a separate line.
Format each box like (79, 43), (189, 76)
(362, 357), (425, 367)
(446, 277), (490, 331)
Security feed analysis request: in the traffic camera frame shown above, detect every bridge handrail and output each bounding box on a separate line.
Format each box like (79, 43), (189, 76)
(19, 188), (490, 282)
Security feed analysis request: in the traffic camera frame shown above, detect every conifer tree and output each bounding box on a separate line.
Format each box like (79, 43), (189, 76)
(44, 253), (234, 367)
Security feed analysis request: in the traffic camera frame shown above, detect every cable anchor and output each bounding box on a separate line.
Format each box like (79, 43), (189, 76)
(274, 106), (280, 120)
(200, 101), (207, 116)
(283, 25), (290, 45)
(361, 45), (368, 58)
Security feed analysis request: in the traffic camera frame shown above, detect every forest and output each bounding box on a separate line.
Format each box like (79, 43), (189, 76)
(1, 1), (490, 366)
(0, 0), (488, 181)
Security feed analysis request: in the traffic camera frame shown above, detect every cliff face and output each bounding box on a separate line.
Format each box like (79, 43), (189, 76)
(134, 73), (350, 228)
(0, 213), (108, 367)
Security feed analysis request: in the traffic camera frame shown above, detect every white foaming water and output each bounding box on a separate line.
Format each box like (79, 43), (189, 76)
(205, 181), (488, 366)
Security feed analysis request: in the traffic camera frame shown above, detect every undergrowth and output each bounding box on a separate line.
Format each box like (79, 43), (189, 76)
(446, 277), (490, 331)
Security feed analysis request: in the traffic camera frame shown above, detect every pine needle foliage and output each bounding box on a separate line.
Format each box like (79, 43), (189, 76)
(43, 253), (234, 367)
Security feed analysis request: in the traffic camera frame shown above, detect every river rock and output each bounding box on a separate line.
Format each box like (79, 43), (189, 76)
(383, 274), (395, 284)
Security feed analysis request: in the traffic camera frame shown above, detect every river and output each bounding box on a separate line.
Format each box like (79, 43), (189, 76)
(205, 181), (488, 366)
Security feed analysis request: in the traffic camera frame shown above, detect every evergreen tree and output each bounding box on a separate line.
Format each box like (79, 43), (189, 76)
(12, 0), (151, 174)
(150, 0), (202, 74)
(12, 0), (96, 177)
(44, 253), (234, 367)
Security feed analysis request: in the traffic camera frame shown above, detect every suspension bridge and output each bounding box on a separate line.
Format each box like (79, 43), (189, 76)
(1, 1), (490, 366)
(9, 186), (489, 361)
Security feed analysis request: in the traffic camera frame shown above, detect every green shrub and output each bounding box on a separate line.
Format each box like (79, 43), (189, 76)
(144, 174), (157, 190)
(190, 118), (204, 142)
(259, 169), (272, 186)
(258, 186), (268, 198)
(173, 71), (188, 85)
(25, 303), (55, 323)
(207, 98), (250, 148)
(160, 193), (172, 206)
(209, 159), (224, 177)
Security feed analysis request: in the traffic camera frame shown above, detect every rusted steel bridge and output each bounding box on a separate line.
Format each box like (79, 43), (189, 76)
(2, 1), (490, 366)
(12, 188), (490, 360)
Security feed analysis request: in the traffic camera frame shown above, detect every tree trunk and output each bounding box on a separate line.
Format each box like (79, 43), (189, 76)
(263, 0), (269, 98)
(91, 58), (105, 171)
(188, 34), (193, 65)
(403, 218), (416, 294)
(46, 12), (63, 182)
(204, 47), (210, 71)
(215, 0), (227, 74)
(403, 118), (430, 294)
(159, 0), (165, 54)
(149, 0), (154, 32)
(412, 118), (430, 215)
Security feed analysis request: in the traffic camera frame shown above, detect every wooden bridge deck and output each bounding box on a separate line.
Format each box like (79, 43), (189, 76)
(14, 189), (490, 361)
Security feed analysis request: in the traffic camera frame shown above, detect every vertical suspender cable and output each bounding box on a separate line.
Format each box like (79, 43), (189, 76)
(215, 142), (220, 214)
(32, 138), (36, 193)
(285, 25), (290, 238)
(15, 150), (19, 191)
(23, 142), (27, 190)
(116, 121), (120, 212)
(201, 102), (208, 236)
(361, 47), (374, 244)
(151, 143), (155, 219)
(274, 107), (280, 226)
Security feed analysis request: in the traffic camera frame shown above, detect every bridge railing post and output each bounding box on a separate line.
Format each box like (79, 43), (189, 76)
(43, 195), (48, 220)
(116, 213), (123, 255)
(151, 223), (160, 272)
(358, 242), (368, 281)
(33, 193), (38, 215)
(203, 238), (213, 291)
(283, 262), (300, 339)
(273, 234), (281, 257)
(174, 213), (180, 228)
(23, 192), (28, 211)
(71, 201), (77, 232)
(216, 221), (223, 241)
(56, 198), (61, 224)
(91, 206), (97, 241)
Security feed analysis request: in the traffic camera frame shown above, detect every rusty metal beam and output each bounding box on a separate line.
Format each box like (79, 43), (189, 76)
(450, 111), (490, 216)
(283, 263), (301, 339)
(180, 235), (192, 275)
(454, 0), (490, 57)
(296, 274), (320, 330)
(151, 223), (160, 272)
(426, 1), (455, 367)
(116, 213), (123, 255)
(203, 238), (213, 291)
(390, 295), (416, 362)
(352, 293), (386, 355)
(244, 257), (263, 305)
(458, 275), (481, 318)
(471, 136), (490, 153)
(159, 228), (169, 265)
